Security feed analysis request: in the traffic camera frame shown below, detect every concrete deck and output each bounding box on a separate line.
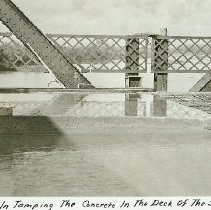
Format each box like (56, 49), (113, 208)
(0, 91), (211, 196)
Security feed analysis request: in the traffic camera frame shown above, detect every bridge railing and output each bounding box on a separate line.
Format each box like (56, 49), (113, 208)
(151, 35), (211, 73)
(2, 32), (211, 75)
(47, 34), (148, 73)
(0, 32), (44, 71)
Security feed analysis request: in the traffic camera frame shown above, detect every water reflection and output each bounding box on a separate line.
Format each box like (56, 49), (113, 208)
(42, 93), (86, 115)
(1, 93), (210, 120)
(125, 94), (138, 116)
(0, 92), (211, 196)
(153, 95), (167, 117)
(124, 94), (167, 117)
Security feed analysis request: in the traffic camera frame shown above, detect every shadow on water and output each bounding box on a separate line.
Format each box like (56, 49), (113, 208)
(0, 93), (169, 161)
(0, 115), (69, 158)
(0, 93), (90, 163)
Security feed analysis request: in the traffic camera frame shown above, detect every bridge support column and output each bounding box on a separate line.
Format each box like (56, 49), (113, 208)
(153, 28), (168, 91)
(125, 37), (141, 88)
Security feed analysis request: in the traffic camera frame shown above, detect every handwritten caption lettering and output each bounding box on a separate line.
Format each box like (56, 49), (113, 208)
(1, 198), (211, 210)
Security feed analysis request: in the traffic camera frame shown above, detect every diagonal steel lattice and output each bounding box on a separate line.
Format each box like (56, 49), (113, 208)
(2, 32), (211, 74)
(151, 35), (211, 73)
(47, 34), (148, 73)
(0, 32), (43, 71)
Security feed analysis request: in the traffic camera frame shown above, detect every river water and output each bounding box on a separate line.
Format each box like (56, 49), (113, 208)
(0, 92), (211, 196)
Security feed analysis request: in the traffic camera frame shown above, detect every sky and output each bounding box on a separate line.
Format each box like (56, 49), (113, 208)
(1, 0), (211, 36)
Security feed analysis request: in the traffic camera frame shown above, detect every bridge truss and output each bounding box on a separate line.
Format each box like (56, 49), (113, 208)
(0, 0), (92, 88)
(1, 0), (211, 91)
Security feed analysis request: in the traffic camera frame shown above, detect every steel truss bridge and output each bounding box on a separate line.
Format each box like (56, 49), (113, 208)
(0, 0), (211, 91)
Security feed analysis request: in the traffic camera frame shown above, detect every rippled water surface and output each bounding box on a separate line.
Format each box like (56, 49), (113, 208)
(0, 92), (211, 196)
